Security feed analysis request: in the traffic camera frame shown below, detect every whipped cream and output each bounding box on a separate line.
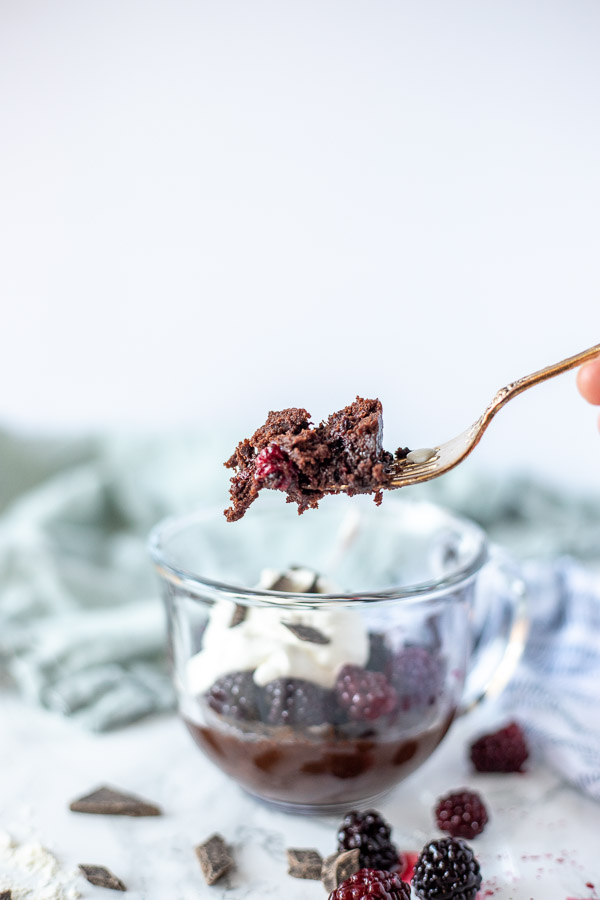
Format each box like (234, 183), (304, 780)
(185, 567), (368, 693)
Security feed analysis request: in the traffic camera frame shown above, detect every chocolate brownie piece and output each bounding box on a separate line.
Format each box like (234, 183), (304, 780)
(224, 397), (395, 521)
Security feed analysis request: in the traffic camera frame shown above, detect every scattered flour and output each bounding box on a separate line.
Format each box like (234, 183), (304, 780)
(0, 831), (81, 900)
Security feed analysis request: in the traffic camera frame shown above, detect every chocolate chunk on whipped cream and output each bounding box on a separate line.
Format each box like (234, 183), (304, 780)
(224, 398), (401, 521)
(229, 604), (247, 628)
(282, 622), (331, 645)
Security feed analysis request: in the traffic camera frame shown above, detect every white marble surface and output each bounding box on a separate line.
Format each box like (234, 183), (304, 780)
(1, 692), (598, 900)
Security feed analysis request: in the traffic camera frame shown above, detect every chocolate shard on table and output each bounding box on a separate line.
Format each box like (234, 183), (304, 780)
(70, 786), (162, 817)
(0, 891), (12, 900)
(286, 847), (323, 880)
(194, 833), (234, 885)
(321, 849), (361, 893)
(224, 397), (399, 521)
(78, 864), (127, 891)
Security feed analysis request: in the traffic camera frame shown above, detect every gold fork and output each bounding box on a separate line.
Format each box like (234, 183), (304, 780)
(380, 342), (600, 489)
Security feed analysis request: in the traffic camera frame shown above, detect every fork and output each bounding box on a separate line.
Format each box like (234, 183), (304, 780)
(381, 342), (600, 489)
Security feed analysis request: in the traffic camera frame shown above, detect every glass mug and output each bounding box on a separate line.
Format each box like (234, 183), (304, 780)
(149, 498), (527, 815)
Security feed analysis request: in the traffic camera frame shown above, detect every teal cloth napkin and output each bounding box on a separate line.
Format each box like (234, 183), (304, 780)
(0, 428), (227, 729)
(1, 426), (599, 730)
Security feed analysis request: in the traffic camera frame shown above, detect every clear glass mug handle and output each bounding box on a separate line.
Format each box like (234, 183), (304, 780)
(459, 546), (529, 715)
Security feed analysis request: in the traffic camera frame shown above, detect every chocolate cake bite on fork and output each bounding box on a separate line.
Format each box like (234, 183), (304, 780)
(224, 397), (398, 521)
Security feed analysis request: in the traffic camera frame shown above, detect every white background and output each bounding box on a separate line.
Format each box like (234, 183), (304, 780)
(1, 0), (599, 487)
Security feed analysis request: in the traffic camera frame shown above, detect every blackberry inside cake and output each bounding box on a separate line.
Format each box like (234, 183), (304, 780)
(224, 397), (396, 522)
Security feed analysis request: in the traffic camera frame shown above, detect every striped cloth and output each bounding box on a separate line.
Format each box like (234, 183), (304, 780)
(504, 559), (600, 800)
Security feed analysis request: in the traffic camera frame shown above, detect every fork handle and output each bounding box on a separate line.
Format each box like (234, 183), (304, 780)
(486, 342), (600, 420)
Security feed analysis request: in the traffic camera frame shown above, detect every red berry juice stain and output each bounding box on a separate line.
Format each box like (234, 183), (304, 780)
(398, 852), (418, 883)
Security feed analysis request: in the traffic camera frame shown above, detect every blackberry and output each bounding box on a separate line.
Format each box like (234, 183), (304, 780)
(386, 646), (443, 712)
(329, 868), (410, 900)
(412, 837), (481, 900)
(260, 678), (331, 727)
(335, 665), (398, 722)
(337, 810), (398, 871)
(435, 789), (488, 839)
(206, 671), (259, 721)
(470, 722), (528, 773)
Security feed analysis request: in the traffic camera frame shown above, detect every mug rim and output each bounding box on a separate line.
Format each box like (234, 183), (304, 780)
(148, 500), (489, 609)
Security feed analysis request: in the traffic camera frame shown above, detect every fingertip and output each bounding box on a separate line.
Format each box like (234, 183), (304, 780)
(577, 358), (600, 405)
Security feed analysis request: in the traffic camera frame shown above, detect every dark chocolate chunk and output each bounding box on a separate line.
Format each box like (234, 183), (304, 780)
(78, 865), (126, 891)
(195, 834), (234, 885)
(229, 604), (247, 628)
(287, 848), (323, 880)
(0, 891), (12, 900)
(270, 574), (302, 592)
(70, 786), (161, 817)
(269, 567), (320, 593)
(321, 849), (360, 893)
(290, 566), (320, 592)
(282, 622), (331, 645)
